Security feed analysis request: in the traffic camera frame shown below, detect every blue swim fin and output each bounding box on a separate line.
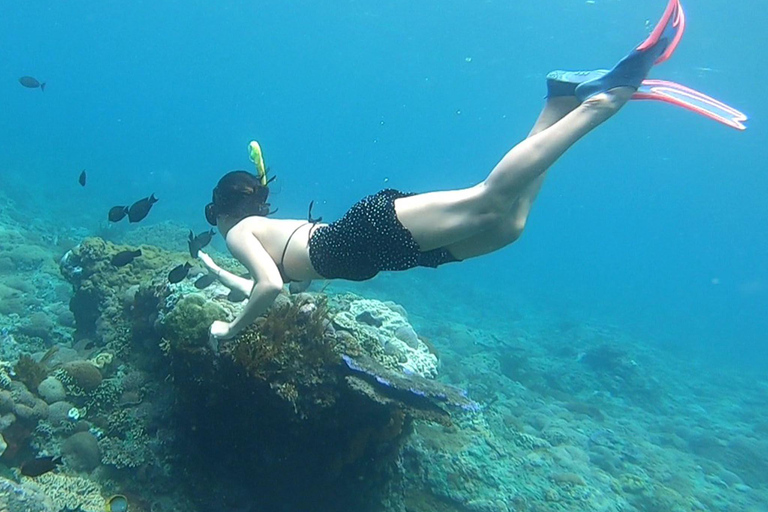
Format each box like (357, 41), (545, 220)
(575, 0), (686, 100)
(546, 70), (608, 98)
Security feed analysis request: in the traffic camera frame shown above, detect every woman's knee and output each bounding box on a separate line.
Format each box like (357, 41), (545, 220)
(483, 215), (528, 249)
(506, 211), (529, 243)
(473, 183), (513, 220)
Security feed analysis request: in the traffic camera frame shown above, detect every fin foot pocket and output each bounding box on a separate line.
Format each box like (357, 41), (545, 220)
(575, 0), (686, 100)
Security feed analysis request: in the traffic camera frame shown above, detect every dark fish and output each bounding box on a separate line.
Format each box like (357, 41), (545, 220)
(227, 289), (248, 302)
(111, 249), (142, 267)
(20, 455), (62, 477)
(288, 280), (311, 294)
(168, 262), (192, 284)
(188, 229), (216, 258)
(108, 206), (129, 222)
(78, 170), (86, 187)
(194, 273), (217, 289)
(19, 76), (45, 92)
(128, 194), (158, 223)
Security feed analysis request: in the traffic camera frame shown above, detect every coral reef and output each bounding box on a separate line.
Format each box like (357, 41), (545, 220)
(43, 234), (768, 512)
(13, 354), (48, 391)
(62, 431), (101, 471)
(332, 296), (439, 378)
(37, 376), (66, 404)
(161, 293), (228, 352)
(59, 237), (181, 345)
(24, 472), (105, 512)
(61, 360), (103, 391)
(98, 423), (154, 469)
(151, 289), (472, 512)
(0, 477), (54, 512)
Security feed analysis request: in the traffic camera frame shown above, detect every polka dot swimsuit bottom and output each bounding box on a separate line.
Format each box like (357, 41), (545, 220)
(308, 189), (458, 281)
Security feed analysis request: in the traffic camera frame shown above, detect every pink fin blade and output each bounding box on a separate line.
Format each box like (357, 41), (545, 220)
(636, 0), (686, 65)
(633, 79), (748, 131)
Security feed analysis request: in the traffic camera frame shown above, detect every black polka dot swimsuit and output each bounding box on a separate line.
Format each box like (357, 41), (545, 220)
(308, 189), (458, 281)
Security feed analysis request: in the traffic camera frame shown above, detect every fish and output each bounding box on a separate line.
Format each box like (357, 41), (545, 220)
(288, 280), (311, 294)
(105, 495), (129, 512)
(127, 194), (158, 223)
(111, 249), (142, 267)
(194, 273), (217, 289)
(188, 229), (216, 258)
(20, 455), (62, 477)
(19, 76), (46, 92)
(78, 170), (86, 187)
(227, 289), (248, 302)
(108, 206), (129, 222)
(168, 262), (192, 284)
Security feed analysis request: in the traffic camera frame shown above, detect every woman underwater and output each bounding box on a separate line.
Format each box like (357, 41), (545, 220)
(200, 0), (746, 342)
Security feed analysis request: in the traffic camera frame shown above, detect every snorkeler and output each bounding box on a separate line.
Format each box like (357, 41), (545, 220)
(199, 0), (746, 341)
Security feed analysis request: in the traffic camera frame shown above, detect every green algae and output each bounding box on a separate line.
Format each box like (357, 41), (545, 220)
(162, 293), (227, 350)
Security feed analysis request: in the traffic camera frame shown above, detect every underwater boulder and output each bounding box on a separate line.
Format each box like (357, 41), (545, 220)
(61, 361), (102, 391)
(47, 401), (76, 427)
(37, 377), (66, 404)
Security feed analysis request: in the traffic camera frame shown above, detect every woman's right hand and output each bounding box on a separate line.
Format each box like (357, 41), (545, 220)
(198, 251), (218, 272)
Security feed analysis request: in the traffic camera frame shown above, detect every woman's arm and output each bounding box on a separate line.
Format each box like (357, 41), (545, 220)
(210, 225), (283, 340)
(198, 251), (254, 296)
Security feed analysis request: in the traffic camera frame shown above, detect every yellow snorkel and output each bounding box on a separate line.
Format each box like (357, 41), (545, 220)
(248, 140), (268, 186)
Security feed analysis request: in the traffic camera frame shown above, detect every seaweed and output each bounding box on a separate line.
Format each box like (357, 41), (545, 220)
(228, 296), (337, 381)
(13, 354), (48, 390)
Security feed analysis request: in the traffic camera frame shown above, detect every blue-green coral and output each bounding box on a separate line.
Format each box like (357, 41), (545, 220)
(162, 293), (228, 351)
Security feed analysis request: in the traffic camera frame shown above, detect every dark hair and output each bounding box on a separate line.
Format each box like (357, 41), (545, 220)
(205, 170), (271, 226)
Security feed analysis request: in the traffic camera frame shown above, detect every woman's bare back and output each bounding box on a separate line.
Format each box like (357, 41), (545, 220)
(234, 216), (326, 283)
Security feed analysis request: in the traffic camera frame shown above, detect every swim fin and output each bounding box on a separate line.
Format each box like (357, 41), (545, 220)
(546, 70), (608, 98)
(634, 79), (748, 130)
(546, 0), (745, 130)
(575, 0), (685, 100)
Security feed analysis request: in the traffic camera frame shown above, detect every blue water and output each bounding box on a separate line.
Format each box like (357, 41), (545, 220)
(3, 2), (768, 510)
(2, 0), (765, 369)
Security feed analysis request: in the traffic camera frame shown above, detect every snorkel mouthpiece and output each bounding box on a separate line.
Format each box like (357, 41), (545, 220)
(248, 141), (268, 186)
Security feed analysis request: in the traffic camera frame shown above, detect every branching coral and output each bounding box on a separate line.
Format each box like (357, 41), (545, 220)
(105, 409), (133, 437)
(52, 368), (86, 399)
(84, 378), (122, 415)
(99, 424), (153, 469)
(25, 472), (105, 512)
(0, 361), (14, 389)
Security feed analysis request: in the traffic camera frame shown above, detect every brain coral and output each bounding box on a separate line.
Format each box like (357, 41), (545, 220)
(47, 401), (76, 427)
(37, 377), (66, 404)
(162, 293), (228, 350)
(62, 431), (101, 472)
(334, 298), (438, 378)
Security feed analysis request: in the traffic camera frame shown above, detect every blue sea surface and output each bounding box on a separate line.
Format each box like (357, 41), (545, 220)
(1, 0), (766, 509)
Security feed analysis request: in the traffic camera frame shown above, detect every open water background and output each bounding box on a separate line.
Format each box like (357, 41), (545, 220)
(2, 0), (766, 371)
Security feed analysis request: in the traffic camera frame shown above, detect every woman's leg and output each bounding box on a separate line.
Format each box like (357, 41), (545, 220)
(441, 96), (579, 259)
(395, 88), (634, 254)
